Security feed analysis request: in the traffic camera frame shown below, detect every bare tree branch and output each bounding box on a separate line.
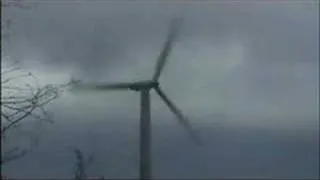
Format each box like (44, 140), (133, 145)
(1, 147), (29, 164)
(72, 148), (94, 180)
(1, 60), (74, 165)
(1, 0), (76, 167)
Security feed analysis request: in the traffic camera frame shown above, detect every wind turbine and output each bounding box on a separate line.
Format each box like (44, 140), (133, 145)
(70, 19), (201, 179)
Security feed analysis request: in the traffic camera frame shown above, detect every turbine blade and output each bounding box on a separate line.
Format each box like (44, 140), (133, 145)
(154, 86), (202, 145)
(152, 19), (182, 81)
(70, 82), (133, 92)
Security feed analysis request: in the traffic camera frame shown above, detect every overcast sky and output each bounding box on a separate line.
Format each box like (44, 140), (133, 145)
(2, 0), (319, 179)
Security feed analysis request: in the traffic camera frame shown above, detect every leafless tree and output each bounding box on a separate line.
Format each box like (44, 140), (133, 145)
(72, 148), (94, 180)
(1, 59), (72, 164)
(1, 0), (77, 167)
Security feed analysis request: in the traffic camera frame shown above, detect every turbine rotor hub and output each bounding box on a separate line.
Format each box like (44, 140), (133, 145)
(129, 80), (159, 91)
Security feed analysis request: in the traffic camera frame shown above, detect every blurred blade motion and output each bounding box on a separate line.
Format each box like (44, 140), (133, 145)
(70, 82), (133, 92)
(154, 86), (202, 145)
(152, 18), (182, 81)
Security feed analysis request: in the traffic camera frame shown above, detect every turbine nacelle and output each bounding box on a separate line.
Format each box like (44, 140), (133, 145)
(129, 80), (159, 91)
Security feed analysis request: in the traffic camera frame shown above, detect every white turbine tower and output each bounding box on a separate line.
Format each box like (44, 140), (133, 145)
(70, 19), (201, 180)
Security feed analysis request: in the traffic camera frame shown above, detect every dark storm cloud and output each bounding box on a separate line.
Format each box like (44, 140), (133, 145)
(3, 0), (318, 134)
(4, 2), (318, 119)
(3, 0), (317, 134)
(5, 1), (318, 71)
